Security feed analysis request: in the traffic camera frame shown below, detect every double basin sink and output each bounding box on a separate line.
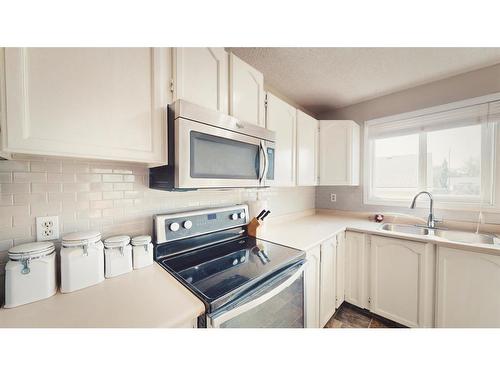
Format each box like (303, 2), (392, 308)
(380, 223), (499, 245)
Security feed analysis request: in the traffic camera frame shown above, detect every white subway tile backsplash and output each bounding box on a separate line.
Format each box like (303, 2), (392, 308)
(0, 216), (12, 228)
(32, 183), (62, 193)
(90, 200), (113, 209)
(0, 156), (315, 265)
(102, 174), (123, 182)
(77, 192), (103, 201)
(13, 172), (47, 183)
(1, 183), (30, 194)
(14, 193), (48, 205)
(30, 202), (62, 216)
(103, 191), (123, 200)
(76, 174), (102, 183)
(113, 169), (133, 175)
(0, 160), (29, 172)
(113, 182), (133, 191)
(0, 173), (12, 183)
(48, 173), (76, 183)
(62, 183), (90, 192)
(31, 160), (62, 173)
(48, 192), (77, 202)
(0, 194), (13, 206)
(90, 182), (113, 191)
(0, 205), (30, 218)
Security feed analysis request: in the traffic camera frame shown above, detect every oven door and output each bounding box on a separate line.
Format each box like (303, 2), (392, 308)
(176, 118), (269, 189)
(207, 261), (305, 328)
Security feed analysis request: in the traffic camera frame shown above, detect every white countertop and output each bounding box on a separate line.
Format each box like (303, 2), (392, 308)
(0, 264), (205, 328)
(261, 211), (500, 256)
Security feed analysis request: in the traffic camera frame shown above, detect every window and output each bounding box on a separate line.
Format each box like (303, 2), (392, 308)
(365, 100), (498, 208)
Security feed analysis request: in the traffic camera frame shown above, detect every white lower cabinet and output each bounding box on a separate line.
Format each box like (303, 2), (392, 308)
(319, 237), (337, 327)
(369, 235), (435, 328)
(345, 231), (370, 309)
(335, 232), (345, 309)
(436, 247), (500, 328)
(305, 245), (321, 328)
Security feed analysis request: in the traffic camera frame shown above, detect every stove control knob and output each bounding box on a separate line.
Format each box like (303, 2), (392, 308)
(239, 212), (246, 220)
(169, 222), (180, 232)
(183, 220), (193, 229)
(231, 213), (238, 220)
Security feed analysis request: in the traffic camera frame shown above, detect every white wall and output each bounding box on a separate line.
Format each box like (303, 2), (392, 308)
(316, 63), (500, 223)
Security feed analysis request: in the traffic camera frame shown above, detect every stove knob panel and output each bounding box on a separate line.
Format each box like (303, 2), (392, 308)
(169, 222), (180, 232)
(183, 220), (193, 229)
(230, 213), (238, 220)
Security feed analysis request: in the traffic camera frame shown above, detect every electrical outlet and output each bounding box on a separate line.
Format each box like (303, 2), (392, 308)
(36, 216), (60, 241)
(330, 193), (337, 202)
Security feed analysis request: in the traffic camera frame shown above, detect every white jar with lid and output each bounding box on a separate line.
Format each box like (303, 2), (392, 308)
(61, 231), (104, 293)
(131, 235), (153, 269)
(104, 235), (133, 278)
(4, 241), (57, 308)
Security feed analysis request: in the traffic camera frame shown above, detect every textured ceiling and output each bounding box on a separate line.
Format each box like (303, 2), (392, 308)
(227, 48), (500, 116)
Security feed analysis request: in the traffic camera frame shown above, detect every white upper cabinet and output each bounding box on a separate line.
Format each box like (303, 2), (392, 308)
(2, 48), (170, 163)
(229, 53), (265, 126)
(319, 120), (360, 186)
(296, 110), (318, 186)
(320, 237), (337, 327)
(266, 93), (296, 186)
(369, 235), (435, 328)
(436, 247), (500, 328)
(172, 48), (228, 113)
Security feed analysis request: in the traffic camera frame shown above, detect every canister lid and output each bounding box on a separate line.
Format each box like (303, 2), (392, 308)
(8, 241), (55, 260)
(104, 235), (130, 248)
(131, 235), (151, 246)
(62, 230), (101, 247)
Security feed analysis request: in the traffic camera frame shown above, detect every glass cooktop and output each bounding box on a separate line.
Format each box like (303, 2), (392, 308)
(158, 236), (304, 309)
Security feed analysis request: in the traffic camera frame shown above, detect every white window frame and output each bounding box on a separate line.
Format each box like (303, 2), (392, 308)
(364, 93), (500, 211)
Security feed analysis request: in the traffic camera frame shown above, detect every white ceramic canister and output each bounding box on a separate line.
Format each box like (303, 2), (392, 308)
(61, 231), (104, 293)
(131, 235), (153, 269)
(104, 235), (133, 278)
(4, 241), (57, 308)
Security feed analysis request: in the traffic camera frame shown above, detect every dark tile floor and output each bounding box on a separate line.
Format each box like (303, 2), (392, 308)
(324, 302), (405, 328)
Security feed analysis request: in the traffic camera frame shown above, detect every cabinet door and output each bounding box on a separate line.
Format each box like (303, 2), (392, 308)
(3, 48), (170, 163)
(305, 245), (321, 328)
(335, 232), (346, 309)
(296, 110), (318, 186)
(173, 48), (228, 113)
(370, 236), (435, 327)
(229, 53), (265, 126)
(345, 231), (369, 309)
(319, 120), (360, 186)
(436, 247), (500, 328)
(320, 237), (337, 327)
(266, 93), (296, 186)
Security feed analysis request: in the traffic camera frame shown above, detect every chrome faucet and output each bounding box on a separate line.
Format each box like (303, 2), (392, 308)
(410, 191), (439, 229)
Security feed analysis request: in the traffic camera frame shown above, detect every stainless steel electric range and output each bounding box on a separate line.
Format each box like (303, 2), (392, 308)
(153, 205), (306, 328)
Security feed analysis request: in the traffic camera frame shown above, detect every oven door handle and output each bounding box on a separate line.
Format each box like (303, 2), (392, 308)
(207, 261), (306, 328)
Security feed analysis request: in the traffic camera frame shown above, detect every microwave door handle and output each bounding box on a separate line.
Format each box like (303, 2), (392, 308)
(262, 142), (269, 183)
(207, 262), (306, 328)
(258, 141), (266, 182)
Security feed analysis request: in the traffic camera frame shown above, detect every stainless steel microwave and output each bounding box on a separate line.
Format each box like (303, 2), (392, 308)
(149, 100), (275, 190)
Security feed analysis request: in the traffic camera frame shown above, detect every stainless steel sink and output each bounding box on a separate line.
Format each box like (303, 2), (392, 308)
(380, 223), (430, 236)
(380, 223), (499, 245)
(434, 230), (499, 245)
